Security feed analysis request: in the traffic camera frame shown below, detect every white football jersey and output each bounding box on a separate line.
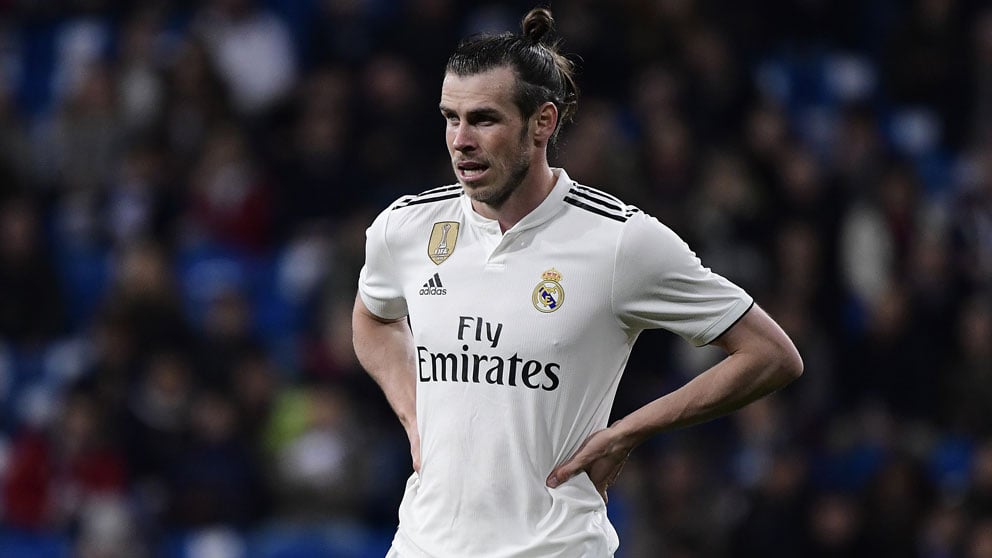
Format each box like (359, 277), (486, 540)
(359, 169), (753, 558)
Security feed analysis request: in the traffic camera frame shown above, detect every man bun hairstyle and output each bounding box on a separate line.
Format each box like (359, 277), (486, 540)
(521, 7), (554, 45)
(446, 7), (579, 145)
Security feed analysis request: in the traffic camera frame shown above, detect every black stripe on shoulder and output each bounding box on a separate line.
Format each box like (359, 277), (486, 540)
(564, 197), (629, 222)
(573, 184), (625, 207)
(571, 184), (644, 219)
(417, 184), (462, 196)
(392, 191), (462, 210)
(568, 188), (624, 212)
(392, 185), (462, 209)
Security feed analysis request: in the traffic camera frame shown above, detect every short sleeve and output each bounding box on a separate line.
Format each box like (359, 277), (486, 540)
(613, 212), (753, 346)
(358, 206), (409, 320)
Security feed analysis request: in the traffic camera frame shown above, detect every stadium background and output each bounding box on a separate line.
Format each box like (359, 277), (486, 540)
(0, 0), (991, 556)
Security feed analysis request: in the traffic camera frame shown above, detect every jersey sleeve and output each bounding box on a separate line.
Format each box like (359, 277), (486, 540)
(613, 212), (753, 346)
(358, 206), (409, 320)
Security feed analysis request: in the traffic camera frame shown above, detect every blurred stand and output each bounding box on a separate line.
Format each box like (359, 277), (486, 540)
(0, 1), (990, 557)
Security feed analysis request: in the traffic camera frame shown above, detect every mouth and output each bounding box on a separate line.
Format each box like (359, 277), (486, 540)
(455, 160), (490, 182)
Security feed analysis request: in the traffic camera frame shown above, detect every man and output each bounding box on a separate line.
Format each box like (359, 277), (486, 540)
(352, 8), (802, 557)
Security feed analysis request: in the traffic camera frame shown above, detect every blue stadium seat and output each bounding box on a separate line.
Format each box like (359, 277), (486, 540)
(0, 530), (70, 558)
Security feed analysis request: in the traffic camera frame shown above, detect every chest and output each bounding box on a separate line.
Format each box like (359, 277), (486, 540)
(395, 220), (618, 356)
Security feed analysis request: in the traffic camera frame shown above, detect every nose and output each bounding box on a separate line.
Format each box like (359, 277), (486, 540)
(451, 123), (476, 152)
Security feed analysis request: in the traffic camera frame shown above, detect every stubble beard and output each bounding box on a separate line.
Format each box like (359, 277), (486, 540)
(462, 131), (532, 209)
(468, 157), (530, 208)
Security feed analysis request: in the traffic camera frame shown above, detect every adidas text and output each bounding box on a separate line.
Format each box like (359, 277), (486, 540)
(420, 287), (447, 296)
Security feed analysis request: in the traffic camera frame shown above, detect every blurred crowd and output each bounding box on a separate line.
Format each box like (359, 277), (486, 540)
(0, 0), (991, 556)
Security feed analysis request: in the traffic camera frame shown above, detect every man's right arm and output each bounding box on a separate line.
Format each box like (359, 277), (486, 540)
(352, 293), (420, 472)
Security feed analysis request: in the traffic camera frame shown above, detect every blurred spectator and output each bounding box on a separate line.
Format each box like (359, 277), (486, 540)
(0, 196), (65, 347)
(951, 140), (992, 292)
(104, 241), (191, 355)
(729, 449), (809, 558)
(689, 148), (766, 292)
(0, 86), (33, 199)
(382, 0), (461, 77)
(168, 391), (267, 528)
(920, 501), (969, 558)
(354, 52), (441, 200)
(268, 385), (368, 522)
(829, 104), (887, 194)
(965, 440), (992, 519)
(2, 391), (127, 530)
(843, 283), (939, 419)
(105, 140), (180, 248)
(883, 0), (969, 148)
(307, 0), (388, 67)
(971, 9), (992, 145)
(74, 495), (149, 558)
(122, 350), (194, 523)
(72, 306), (138, 428)
(556, 99), (640, 204)
(682, 25), (749, 146)
(162, 38), (233, 168)
(635, 445), (729, 556)
(116, 8), (168, 136)
(639, 112), (695, 228)
(230, 347), (280, 442)
(186, 124), (274, 252)
(47, 62), (122, 195)
(942, 296), (992, 435)
(861, 454), (937, 555)
(193, 0), (298, 117)
(965, 516), (992, 558)
(275, 67), (358, 233)
(803, 491), (869, 557)
(195, 286), (261, 389)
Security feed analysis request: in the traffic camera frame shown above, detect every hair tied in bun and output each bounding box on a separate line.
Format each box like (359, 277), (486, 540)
(521, 7), (554, 46)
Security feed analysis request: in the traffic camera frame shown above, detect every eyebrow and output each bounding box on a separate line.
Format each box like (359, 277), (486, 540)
(439, 105), (504, 121)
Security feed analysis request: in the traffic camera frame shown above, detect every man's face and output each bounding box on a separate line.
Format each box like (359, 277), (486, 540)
(439, 67), (534, 207)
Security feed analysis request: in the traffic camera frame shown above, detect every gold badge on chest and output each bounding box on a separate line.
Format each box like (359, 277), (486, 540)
(533, 268), (565, 313)
(427, 221), (459, 265)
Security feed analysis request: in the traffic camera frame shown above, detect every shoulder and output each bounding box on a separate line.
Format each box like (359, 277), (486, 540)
(389, 184), (463, 212)
(562, 182), (642, 224)
(371, 184), (464, 238)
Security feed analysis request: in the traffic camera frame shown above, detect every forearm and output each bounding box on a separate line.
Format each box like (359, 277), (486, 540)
(613, 350), (796, 447)
(352, 294), (418, 431)
(614, 306), (802, 450)
(545, 343), (798, 492)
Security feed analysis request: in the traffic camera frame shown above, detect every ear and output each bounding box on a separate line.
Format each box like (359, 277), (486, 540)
(532, 102), (559, 144)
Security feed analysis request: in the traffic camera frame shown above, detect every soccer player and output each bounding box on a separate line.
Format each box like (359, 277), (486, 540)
(352, 7), (803, 557)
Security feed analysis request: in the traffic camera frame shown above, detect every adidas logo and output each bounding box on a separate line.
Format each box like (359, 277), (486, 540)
(419, 273), (447, 296)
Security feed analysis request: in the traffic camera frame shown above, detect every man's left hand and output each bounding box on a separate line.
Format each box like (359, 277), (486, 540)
(546, 425), (633, 503)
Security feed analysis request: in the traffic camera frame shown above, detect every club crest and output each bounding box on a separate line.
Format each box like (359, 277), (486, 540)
(427, 221), (459, 265)
(532, 268), (564, 313)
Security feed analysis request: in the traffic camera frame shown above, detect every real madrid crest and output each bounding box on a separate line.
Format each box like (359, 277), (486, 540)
(532, 268), (565, 313)
(427, 221), (459, 265)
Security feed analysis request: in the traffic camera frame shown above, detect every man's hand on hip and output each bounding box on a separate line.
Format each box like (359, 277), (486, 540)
(546, 424), (633, 503)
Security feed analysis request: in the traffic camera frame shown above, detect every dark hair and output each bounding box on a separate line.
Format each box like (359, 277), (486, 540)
(445, 7), (579, 144)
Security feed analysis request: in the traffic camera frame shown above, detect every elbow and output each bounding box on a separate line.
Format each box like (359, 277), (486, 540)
(775, 343), (804, 385)
(754, 338), (803, 391)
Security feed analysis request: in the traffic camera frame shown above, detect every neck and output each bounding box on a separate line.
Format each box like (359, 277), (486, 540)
(472, 164), (557, 233)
